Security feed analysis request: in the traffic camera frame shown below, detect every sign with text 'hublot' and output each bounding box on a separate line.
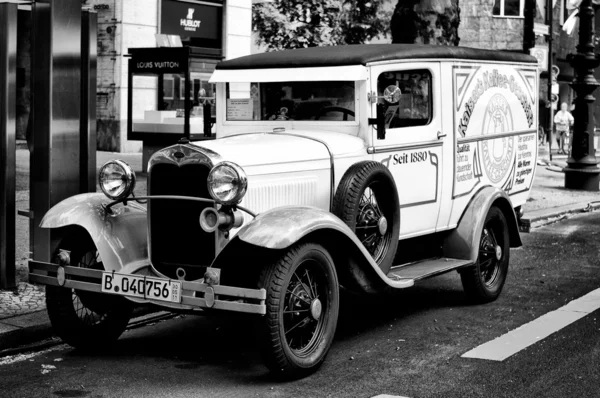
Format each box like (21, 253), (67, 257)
(160, 0), (222, 43)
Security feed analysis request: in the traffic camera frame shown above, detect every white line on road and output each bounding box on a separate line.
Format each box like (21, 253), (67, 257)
(462, 287), (600, 361)
(0, 344), (68, 366)
(371, 395), (411, 398)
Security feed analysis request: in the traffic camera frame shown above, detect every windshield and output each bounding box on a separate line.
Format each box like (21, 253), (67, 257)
(226, 82), (356, 122)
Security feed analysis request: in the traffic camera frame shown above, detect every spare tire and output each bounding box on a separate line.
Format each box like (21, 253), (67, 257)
(332, 161), (400, 274)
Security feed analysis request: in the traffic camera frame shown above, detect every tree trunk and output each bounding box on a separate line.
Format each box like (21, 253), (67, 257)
(391, 0), (460, 46)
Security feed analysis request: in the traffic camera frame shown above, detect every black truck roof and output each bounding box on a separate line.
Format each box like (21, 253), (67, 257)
(216, 44), (538, 70)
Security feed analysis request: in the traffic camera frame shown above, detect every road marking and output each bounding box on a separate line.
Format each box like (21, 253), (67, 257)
(371, 395), (411, 398)
(462, 287), (600, 361)
(0, 344), (68, 366)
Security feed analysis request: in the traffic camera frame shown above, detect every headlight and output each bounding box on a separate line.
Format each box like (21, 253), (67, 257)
(207, 161), (248, 205)
(99, 160), (136, 200)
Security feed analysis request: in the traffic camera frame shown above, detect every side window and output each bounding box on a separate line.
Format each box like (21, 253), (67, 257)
(377, 69), (432, 129)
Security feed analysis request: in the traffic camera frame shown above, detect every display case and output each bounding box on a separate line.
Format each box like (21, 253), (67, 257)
(127, 47), (217, 145)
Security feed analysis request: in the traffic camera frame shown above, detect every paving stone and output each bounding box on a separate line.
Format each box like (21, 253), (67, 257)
(0, 282), (46, 320)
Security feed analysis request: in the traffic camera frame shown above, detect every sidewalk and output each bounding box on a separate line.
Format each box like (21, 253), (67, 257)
(520, 144), (600, 230)
(1, 148), (148, 351)
(2, 142), (600, 353)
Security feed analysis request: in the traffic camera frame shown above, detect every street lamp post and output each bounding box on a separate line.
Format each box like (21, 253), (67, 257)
(564, 0), (600, 190)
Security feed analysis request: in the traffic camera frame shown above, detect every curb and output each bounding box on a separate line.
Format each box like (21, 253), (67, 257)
(0, 310), (52, 352)
(536, 158), (568, 169)
(0, 305), (165, 355)
(519, 201), (600, 232)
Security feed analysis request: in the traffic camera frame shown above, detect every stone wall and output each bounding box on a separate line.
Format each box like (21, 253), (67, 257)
(83, 0), (125, 151)
(459, 0), (526, 50)
(87, 0), (154, 152)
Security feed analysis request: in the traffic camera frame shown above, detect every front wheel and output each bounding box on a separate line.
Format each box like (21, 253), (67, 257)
(257, 242), (339, 379)
(46, 234), (133, 350)
(460, 207), (510, 303)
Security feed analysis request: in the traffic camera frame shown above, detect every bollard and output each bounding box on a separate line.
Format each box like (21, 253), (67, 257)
(0, 1), (17, 289)
(30, 0), (82, 262)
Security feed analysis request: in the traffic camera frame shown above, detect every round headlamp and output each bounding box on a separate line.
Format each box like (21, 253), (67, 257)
(207, 161), (248, 206)
(99, 160), (136, 200)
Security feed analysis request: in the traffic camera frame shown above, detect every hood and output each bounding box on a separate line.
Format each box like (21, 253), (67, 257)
(191, 131), (366, 168)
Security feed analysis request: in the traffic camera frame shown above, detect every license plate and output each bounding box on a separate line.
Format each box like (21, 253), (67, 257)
(101, 272), (182, 303)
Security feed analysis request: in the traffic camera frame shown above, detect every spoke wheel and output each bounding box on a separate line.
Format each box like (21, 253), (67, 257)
(46, 233), (132, 350)
(283, 260), (327, 355)
(479, 227), (501, 287)
(333, 161), (400, 274)
(258, 243), (339, 379)
(70, 251), (110, 326)
(355, 186), (392, 263)
(460, 207), (510, 303)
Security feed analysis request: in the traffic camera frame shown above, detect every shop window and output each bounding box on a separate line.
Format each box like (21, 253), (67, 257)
(493, 0), (524, 17)
(377, 69), (432, 129)
(159, 73), (215, 115)
(131, 73), (215, 136)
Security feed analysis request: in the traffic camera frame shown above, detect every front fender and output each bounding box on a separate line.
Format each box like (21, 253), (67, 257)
(443, 186), (522, 262)
(236, 206), (413, 293)
(237, 206), (354, 250)
(40, 193), (148, 273)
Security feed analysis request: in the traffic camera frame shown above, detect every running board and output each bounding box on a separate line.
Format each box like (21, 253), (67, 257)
(387, 258), (473, 283)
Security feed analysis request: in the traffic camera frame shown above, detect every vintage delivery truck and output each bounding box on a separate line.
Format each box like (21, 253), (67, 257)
(30, 44), (539, 378)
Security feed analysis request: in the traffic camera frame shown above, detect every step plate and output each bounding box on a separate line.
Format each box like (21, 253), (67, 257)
(387, 258), (473, 282)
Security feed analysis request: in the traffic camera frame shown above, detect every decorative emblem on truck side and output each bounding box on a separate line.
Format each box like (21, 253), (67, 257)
(481, 94), (515, 184)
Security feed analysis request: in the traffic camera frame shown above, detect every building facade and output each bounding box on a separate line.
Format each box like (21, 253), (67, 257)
(459, 0), (600, 125)
(84, 0), (253, 152)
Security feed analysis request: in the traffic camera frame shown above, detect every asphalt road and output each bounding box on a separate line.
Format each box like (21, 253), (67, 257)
(2, 213), (600, 398)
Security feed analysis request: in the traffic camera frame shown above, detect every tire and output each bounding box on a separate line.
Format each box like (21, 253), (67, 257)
(257, 242), (339, 379)
(333, 161), (400, 274)
(460, 207), (510, 303)
(46, 234), (133, 350)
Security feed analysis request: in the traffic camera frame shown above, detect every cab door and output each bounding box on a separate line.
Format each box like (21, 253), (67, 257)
(369, 63), (445, 238)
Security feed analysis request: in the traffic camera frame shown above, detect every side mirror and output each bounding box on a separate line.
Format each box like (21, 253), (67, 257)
(383, 85), (402, 104)
(369, 85), (402, 104)
(369, 103), (386, 140)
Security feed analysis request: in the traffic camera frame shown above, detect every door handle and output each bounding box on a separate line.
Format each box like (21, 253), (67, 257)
(437, 131), (447, 139)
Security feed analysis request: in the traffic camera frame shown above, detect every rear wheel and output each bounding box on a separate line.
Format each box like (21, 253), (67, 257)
(257, 242), (339, 379)
(46, 234), (133, 350)
(460, 207), (510, 303)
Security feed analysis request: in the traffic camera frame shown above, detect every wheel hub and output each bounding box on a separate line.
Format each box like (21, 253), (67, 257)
(495, 245), (502, 261)
(378, 216), (388, 235)
(288, 284), (310, 310)
(310, 298), (322, 320)
(360, 209), (376, 224)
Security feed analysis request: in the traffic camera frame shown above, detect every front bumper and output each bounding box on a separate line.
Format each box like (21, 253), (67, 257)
(29, 261), (266, 315)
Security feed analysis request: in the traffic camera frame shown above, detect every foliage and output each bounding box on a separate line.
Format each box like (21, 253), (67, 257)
(252, 0), (390, 51)
(391, 0), (460, 46)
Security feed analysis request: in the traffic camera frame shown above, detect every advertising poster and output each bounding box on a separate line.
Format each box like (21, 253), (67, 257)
(453, 65), (538, 198)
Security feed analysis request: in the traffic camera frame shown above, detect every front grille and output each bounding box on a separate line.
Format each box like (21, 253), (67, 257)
(148, 163), (214, 280)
